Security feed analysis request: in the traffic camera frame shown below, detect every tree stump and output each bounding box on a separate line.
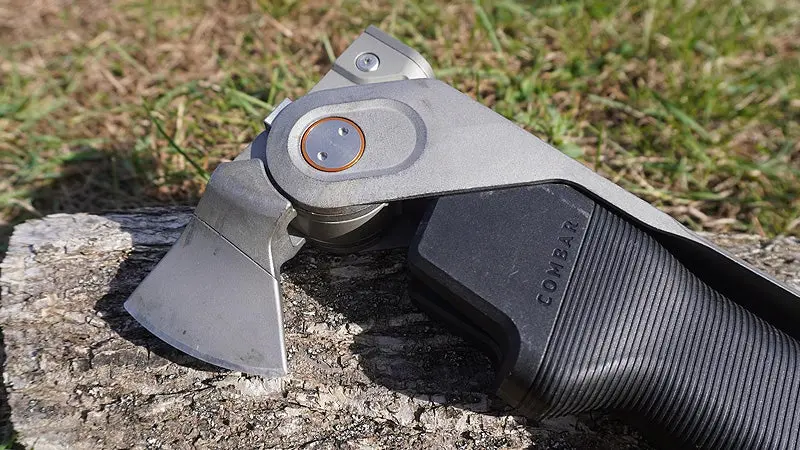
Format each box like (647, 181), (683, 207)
(1, 208), (798, 449)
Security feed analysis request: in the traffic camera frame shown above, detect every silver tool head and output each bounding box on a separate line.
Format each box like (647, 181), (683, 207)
(124, 157), (302, 375)
(125, 26), (435, 376)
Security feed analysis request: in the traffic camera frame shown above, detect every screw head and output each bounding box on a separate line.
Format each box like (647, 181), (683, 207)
(355, 52), (380, 72)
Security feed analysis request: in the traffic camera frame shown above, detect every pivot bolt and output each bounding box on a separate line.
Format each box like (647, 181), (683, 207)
(301, 117), (365, 172)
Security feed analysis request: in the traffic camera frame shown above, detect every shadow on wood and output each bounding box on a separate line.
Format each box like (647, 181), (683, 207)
(11, 209), (798, 447)
(93, 245), (224, 373)
(86, 210), (646, 448)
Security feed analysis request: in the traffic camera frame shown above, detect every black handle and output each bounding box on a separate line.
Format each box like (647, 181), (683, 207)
(408, 183), (800, 448)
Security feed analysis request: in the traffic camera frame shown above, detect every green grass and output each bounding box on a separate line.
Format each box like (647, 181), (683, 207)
(1, 0), (799, 254)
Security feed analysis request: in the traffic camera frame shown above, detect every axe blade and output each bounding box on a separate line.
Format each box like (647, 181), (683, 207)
(124, 215), (288, 376)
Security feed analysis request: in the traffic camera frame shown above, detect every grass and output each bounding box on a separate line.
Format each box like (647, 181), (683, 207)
(1, 0), (799, 256)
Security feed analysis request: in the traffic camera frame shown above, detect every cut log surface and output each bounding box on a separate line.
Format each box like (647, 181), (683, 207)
(1, 208), (798, 449)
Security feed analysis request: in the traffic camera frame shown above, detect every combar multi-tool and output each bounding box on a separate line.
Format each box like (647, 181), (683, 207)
(125, 27), (800, 448)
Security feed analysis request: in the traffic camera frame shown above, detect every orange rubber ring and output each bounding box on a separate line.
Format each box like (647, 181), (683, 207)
(300, 117), (365, 172)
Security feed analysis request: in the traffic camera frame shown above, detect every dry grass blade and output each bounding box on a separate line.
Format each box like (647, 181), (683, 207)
(145, 107), (209, 181)
(0, 0), (798, 262)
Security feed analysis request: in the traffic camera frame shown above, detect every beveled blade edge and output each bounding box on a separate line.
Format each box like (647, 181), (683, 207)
(124, 216), (288, 377)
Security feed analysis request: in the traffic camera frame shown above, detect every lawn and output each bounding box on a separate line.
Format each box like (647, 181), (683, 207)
(1, 0), (799, 255)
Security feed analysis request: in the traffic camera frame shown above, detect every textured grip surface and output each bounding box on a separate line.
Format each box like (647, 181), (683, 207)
(408, 184), (800, 448)
(523, 206), (800, 449)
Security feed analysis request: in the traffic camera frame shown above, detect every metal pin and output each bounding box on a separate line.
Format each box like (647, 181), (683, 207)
(355, 53), (380, 72)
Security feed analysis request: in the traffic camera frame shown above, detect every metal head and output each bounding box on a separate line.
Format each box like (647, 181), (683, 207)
(124, 157), (302, 375)
(125, 26), (436, 374)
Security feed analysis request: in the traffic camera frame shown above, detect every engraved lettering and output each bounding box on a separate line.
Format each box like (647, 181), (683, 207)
(563, 220), (579, 233)
(546, 261), (564, 278)
(537, 293), (552, 305)
(536, 217), (584, 307)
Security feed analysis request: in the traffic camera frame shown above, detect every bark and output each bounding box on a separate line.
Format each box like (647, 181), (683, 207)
(1, 208), (798, 449)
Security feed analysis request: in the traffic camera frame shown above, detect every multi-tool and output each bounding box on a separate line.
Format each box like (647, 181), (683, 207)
(125, 27), (800, 448)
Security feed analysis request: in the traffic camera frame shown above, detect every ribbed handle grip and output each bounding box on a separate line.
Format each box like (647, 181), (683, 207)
(522, 206), (800, 449)
(408, 184), (800, 449)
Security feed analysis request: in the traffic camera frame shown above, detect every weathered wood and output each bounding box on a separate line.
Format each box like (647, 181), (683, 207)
(0, 208), (798, 449)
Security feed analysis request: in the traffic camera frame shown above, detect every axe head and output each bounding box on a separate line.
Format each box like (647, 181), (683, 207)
(125, 156), (303, 375)
(124, 26), (435, 375)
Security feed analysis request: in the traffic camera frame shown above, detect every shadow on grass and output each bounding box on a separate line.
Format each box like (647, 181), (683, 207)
(0, 145), (200, 263)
